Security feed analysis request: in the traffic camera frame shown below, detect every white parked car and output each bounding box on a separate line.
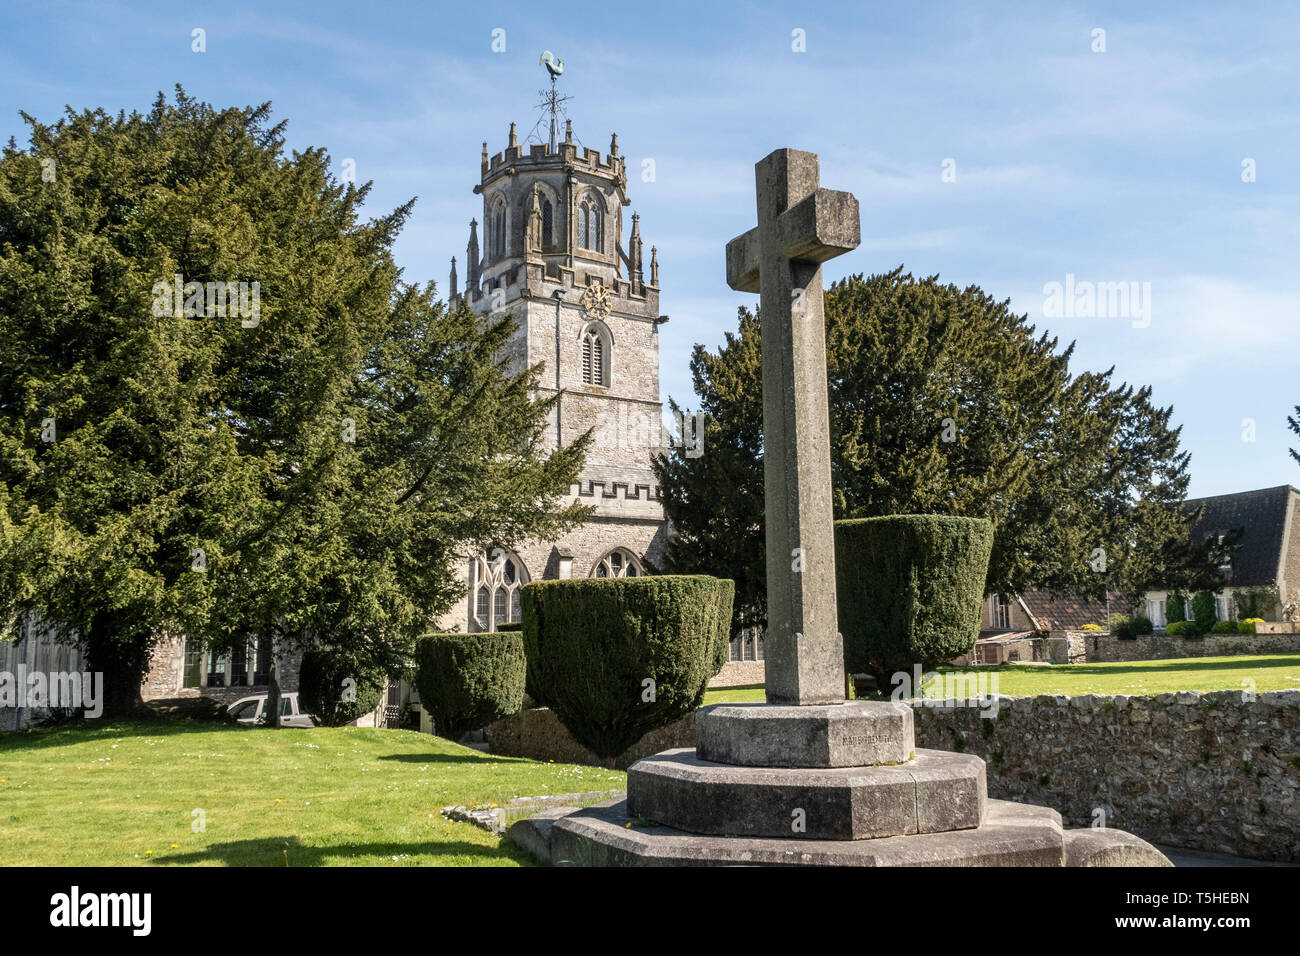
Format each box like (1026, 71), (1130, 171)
(226, 692), (316, 727)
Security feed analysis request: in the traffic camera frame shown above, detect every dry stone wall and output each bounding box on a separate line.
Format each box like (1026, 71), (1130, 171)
(1071, 630), (1300, 663)
(912, 690), (1300, 861)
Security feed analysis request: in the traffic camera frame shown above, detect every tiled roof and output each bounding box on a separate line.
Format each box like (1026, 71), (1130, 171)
(1184, 485), (1296, 588)
(1016, 590), (1120, 631)
(976, 629), (1035, 644)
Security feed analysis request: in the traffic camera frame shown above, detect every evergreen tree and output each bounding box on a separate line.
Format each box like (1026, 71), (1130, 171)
(1289, 405), (1300, 468)
(0, 89), (589, 716)
(654, 269), (1221, 635)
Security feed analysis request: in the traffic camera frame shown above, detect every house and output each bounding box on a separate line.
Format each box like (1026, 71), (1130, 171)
(1138, 484), (1300, 628)
(981, 589), (1119, 636)
(972, 589), (1119, 663)
(977, 485), (1300, 645)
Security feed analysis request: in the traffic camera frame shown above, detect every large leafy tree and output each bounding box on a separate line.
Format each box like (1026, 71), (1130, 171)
(655, 268), (1222, 635)
(0, 89), (589, 716)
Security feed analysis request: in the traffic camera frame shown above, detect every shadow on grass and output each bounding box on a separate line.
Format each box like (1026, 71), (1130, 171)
(156, 834), (532, 867)
(375, 751), (517, 765)
(0, 718), (444, 755)
(0, 718), (254, 754)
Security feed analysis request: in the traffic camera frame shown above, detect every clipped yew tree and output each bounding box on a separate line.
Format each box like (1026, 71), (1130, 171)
(415, 632), (526, 740)
(835, 515), (994, 687)
(521, 576), (734, 762)
(297, 649), (385, 726)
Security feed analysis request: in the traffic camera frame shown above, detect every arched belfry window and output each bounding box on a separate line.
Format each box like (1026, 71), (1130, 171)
(580, 321), (611, 387)
(577, 196), (602, 253)
(592, 548), (643, 579)
(490, 199), (507, 260)
(470, 551), (528, 631)
(541, 199), (554, 249)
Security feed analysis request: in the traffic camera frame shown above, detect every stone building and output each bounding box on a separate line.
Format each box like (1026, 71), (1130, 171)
(434, 118), (670, 634)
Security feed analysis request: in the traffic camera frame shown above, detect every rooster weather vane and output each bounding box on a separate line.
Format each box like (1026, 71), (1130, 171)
(531, 50), (572, 152)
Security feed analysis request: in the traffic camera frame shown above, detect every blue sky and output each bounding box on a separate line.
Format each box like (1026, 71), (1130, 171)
(3, 1), (1297, 498)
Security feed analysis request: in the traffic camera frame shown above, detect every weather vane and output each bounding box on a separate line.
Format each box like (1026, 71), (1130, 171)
(532, 50), (571, 152)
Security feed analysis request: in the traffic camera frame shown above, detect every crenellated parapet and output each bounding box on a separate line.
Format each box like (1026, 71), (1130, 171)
(461, 256), (660, 321)
(479, 133), (627, 195)
(570, 478), (665, 520)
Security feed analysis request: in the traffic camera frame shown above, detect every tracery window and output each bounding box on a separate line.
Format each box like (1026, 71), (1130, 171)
(592, 548), (642, 579)
(470, 551), (528, 631)
(490, 199), (507, 259)
(577, 197), (602, 252)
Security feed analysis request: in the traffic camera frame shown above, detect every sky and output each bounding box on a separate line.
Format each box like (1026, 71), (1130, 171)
(2, 0), (1297, 498)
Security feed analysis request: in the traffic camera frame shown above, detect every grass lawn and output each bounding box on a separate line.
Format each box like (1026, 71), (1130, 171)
(0, 721), (624, 866)
(703, 653), (1300, 704)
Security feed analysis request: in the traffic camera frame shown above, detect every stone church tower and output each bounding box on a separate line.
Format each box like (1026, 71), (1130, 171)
(438, 119), (670, 633)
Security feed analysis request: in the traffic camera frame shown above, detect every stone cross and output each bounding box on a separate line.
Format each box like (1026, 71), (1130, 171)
(726, 149), (860, 706)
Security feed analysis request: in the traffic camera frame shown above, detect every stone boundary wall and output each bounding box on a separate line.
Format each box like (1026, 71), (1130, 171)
(912, 690), (1300, 862)
(1067, 630), (1300, 663)
(709, 661), (766, 688)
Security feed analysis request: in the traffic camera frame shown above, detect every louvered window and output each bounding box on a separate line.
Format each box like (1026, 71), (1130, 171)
(582, 332), (604, 385)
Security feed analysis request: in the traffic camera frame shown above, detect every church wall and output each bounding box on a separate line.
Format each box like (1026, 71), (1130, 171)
(433, 513), (669, 633)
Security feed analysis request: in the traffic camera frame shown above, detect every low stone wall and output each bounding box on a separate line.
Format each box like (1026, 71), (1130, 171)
(487, 706), (695, 769)
(1072, 630), (1300, 663)
(912, 690), (1300, 862)
(709, 660), (765, 688)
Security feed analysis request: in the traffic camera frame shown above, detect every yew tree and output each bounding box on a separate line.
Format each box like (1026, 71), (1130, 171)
(655, 268), (1223, 635)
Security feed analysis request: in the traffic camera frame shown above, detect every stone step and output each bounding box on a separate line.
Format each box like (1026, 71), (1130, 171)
(696, 700), (913, 768)
(551, 796), (1067, 866)
(627, 747), (985, 841)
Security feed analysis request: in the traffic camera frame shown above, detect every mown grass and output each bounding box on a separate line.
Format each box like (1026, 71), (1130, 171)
(0, 721), (624, 866)
(703, 653), (1300, 704)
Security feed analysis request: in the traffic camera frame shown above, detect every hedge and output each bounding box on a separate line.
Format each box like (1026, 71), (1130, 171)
(521, 575), (734, 760)
(297, 649), (385, 727)
(1166, 594), (1186, 625)
(835, 515), (994, 684)
(1239, 618), (1264, 635)
(1211, 620), (1238, 634)
(1107, 614), (1136, 640)
(414, 632), (526, 740)
(1191, 591), (1218, 632)
(1166, 620), (1200, 637)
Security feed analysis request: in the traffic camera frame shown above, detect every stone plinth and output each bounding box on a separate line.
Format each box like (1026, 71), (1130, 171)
(550, 797), (1068, 867)
(696, 700), (913, 768)
(627, 747), (984, 841)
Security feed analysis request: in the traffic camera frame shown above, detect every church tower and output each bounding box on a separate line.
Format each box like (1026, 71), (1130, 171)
(443, 117), (669, 633)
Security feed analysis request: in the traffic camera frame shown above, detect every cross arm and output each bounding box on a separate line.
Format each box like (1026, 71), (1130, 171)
(725, 189), (861, 294)
(725, 227), (761, 293)
(777, 189), (860, 263)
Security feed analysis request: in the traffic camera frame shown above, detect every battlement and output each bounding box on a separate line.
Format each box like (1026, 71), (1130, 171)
(464, 257), (660, 320)
(481, 126), (625, 190)
(572, 479), (663, 503)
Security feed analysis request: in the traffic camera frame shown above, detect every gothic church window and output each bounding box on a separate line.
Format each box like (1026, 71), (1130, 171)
(582, 331), (604, 385)
(578, 197), (602, 252)
(580, 321), (611, 387)
(592, 548), (642, 578)
(470, 551), (528, 631)
(542, 199), (554, 249)
(490, 200), (507, 260)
